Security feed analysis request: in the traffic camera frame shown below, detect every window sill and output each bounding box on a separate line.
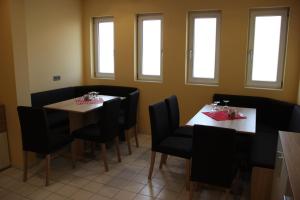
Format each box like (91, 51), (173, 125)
(91, 76), (115, 80)
(135, 79), (163, 84)
(245, 86), (283, 91)
(185, 82), (219, 87)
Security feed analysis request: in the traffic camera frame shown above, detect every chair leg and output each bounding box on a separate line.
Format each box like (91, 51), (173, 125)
(91, 141), (96, 155)
(45, 154), (51, 186)
(163, 155), (168, 164)
(23, 151), (28, 182)
(159, 154), (167, 169)
(115, 136), (122, 162)
(101, 143), (109, 172)
(224, 189), (230, 200)
(125, 130), (132, 155)
(189, 181), (194, 200)
(134, 125), (139, 148)
(148, 151), (156, 179)
(71, 142), (76, 169)
(185, 159), (191, 190)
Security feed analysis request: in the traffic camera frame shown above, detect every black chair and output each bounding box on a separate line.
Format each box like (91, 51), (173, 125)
(148, 101), (192, 189)
(189, 125), (238, 199)
(119, 90), (139, 154)
(165, 95), (193, 138)
(72, 98), (122, 172)
(17, 106), (74, 186)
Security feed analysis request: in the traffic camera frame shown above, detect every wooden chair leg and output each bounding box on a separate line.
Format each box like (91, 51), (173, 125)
(101, 143), (109, 172)
(159, 154), (167, 169)
(71, 142), (76, 169)
(163, 155), (168, 164)
(189, 181), (194, 200)
(91, 141), (96, 155)
(45, 154), (51, 186)
(115, 136), (121, 162)
(148, 151), (156, 179)
(125, 130), (132, 155)
(224, 189), (230, 200)
(185, 159), (191, 190)
(23, 151), (28, 182)
(134, 125), (139, 148)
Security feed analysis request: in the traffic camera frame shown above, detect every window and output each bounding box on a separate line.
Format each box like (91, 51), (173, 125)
(246, 8), (289, 88)
(137, 14), (163, 81)
(187, 11), (221, 84)
(93, 17), (115, 78)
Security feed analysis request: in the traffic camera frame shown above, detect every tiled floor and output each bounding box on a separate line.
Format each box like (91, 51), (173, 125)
(0, 134), (249, 200)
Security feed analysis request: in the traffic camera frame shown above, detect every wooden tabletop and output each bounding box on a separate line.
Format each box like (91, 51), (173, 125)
(186, 104), (256, 134)
(279, 131), (300, 200)
(44, 95), (121, 113)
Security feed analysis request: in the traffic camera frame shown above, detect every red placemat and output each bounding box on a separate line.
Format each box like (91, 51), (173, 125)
(202, 111), (247, 121)
(75, 97), (104, 105)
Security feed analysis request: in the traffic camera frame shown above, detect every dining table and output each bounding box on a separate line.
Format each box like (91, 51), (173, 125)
(186, 104), (256, 134)
(44, 94), (124, 156)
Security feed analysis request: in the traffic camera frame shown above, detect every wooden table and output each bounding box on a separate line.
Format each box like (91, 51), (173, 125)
(44, 95), (120, 113)
(186, 104), (256, 134)
(44, 95), (122, 156)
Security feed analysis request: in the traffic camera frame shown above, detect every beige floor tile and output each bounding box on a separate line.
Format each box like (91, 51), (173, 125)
(97, 185), (119, 198)
(89, 194), (110, 200)
(1, 193), (28, 200)
(139, 184), (162, 197)
(27, 188), (52, 200)
(15, 183), (40, 196)
(93, 174), (113, 184)
(45, 182), (65, 192)
(107, 177), (129, 188)
(0, 134), (249, 200)
(56, 184), (79, 197)
(0, 187), (9, 198)
(82, 181), (103, 193)
(3, 179), (26, 191)
(70, 189), (93, 200)
(122, 181), (145, 193)
(68, 176), (91, 188)
(134, 194), (156, 200)
(157, 188), (180, 200)
(27, 176), (47, 187)
(113, 190), (136, 200)
(131, 174), (149, 185)
(45, 193), (68, 200)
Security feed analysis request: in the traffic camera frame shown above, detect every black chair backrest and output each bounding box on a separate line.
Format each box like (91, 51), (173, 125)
(99, 98), (121, 141)
(165, 95), (180, 131)
(288, 105), (300, 132)
(149, 101), (171, 149)
(191, 125), (237, 188)
(17, 106), (49, 153)
(124, 90), (139, 129)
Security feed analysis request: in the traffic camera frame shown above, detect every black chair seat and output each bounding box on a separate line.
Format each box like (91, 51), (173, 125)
(73, 124), (107, 142)
(174, 126), (193, 138)
(154, 136), (192, 159)
(50, 125), (69, 136)
(48, 134), (73, 154)
(46, 110), (69, 128)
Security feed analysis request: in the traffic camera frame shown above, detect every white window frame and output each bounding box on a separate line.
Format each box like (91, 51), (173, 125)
(246, 8), (289, 89)
(93, 17), (115, 79)
(187, 11), (221, 85)
(137, 14), (163, 82)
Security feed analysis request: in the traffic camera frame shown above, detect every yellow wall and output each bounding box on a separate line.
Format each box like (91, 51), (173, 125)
(0, 0), (84, 168)
(25, 0), (83, 93)
(82, 0), (300, 134)
(0, 0), (23, 167)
